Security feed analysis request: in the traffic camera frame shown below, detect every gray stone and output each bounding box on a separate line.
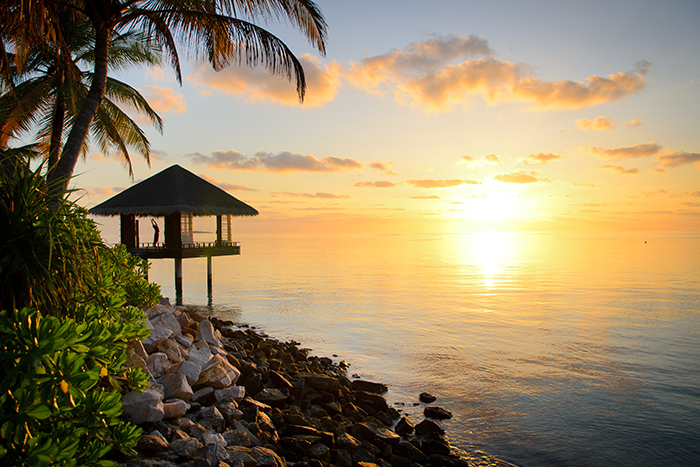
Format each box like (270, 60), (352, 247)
(202, 432), (227, 447)
(219, 402), (244, 426)
(194, 443), (229, 467)
(150, 309), (182, 336)
(308, 442), (331, 461)
(249, 447), (285, 467)
(253, 388), (287, 406)
(215, 386), (245, 402)
(233, 421), (261, 446)
(160, 371), (194, 401)
(121, 389), (164, 424)
(127, 339), (149, 361)
(192, 386), (216, 404)
(196, 355), (240, 389)
(143, 326), (174, 353)
(223, 430), (252, 448)
(170, 438), (204, 459)
(145, 303), (170, 319)
(137, 430), (169, 452)
(195, 320), (221, 348)
(147, 352), (169, 379)
(394, 417), (414, 437)
(197, 406), (226, 432)
(424, 406), (453, 420)
(176, 333), (194, 348)
(163, 399), (190, 419)
(336, 432), (361, 452)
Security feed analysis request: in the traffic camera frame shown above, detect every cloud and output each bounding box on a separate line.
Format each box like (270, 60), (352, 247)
(493, 170), (549, 184)
(628, 188), (668, 198)
(85, 186), (123, 197)
(623, 118), (644, 128)
(571, 182), (599, 187)
(345, 35), (649, 112)
(670, 191), (700, 198)
(189, 54), (341, 107)
(548, 194), (572, 198)
(575, 116), (616, 131)
(466, 193), (490, 199)
(188, 150), (362, 173)
(683, 202), (700, 207)
(653, 151), (700, 169)
(594, 165), (639, 175)
(369, 160), (397, 175)
(519, 152), (562, 165)
(139, 85), (186, 113)
(405, 179), (481, 188)
(354, 181), (397, 188)
(199, 174), (257, 191)
(460, 154), (502, 168)
(409, 195), (441, 199)
(272, 191), (350, 199)
(583, 142), (662, 160)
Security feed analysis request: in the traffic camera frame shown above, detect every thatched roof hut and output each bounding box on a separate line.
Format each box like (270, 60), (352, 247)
(89, 164), (258, 217)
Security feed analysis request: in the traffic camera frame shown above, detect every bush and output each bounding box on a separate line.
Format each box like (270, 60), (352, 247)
(0, 158), (158, 465)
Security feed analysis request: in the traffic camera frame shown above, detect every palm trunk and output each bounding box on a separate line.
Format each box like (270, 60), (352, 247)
(50, 24), (110, 193)
(47, 91), (65, 181)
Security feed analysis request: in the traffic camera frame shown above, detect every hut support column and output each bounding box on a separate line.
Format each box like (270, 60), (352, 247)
(207, 256), (213, 306)
(175, 257), (183, 306)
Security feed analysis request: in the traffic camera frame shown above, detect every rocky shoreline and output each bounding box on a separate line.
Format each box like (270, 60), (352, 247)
(116, 299), (515, 467)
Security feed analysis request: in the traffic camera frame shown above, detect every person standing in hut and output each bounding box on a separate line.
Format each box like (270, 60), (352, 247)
(151, 219), (160, 245)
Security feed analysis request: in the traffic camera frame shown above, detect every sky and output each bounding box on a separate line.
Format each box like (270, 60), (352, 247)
(71, 0), (700, 234)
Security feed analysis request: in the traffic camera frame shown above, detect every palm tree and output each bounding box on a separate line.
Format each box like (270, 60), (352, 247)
(2, 0), (328, 193)
(0, 15), (163, 179)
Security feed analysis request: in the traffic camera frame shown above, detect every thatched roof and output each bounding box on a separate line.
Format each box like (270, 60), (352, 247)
(89, 165), (259, 217)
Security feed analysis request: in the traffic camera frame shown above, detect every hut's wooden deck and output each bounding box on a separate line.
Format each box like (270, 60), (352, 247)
(128, 241), (241, 259)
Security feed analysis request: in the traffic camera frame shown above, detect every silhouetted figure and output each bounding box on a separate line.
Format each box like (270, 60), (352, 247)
(151, 219), (160, 245)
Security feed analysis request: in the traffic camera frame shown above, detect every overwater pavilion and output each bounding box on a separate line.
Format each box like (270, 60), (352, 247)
(89, 164), (258, 305)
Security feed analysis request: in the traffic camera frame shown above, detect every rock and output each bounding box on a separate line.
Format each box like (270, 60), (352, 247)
(215, 386), (245, 402)
(219, 402), (244, 426)
(354, 391), (389, 413)
(223, 430), (252, 448)
(419, 392), (437, 403)
(192, 386), (216, 405)
(176, 333), (194, 348)
(226, 446), (257, 467)
(415, 419), (445, 437)
(157, 337), (186, 363)
(352, 447), (376, 464)
(145, 304), (170, 319)
(202, 432), (227, 447)
(397, 441), (430, 463)
(233, 420), (261, 446)
(428, 454), (470, 467)
(351, 422), (377, 442)
(394, 417), (414, 437)
(375, 426), (401, 446)
(127, 338), (149, 360)
(160, 371), (194, 401)
(121, 389), (164, 424)
(195, 320), (222, 348)
(254, 388), (288, 406)
(138, 430), (169, 452)
(298, 373), (342, 392)
(126, 348), (149, 374)
(332, 449), (353, 467)
(421, 436), (451, 455)
(351, 380), (388, 394)
(147, 352), (170, 379)
(336, 432), (361, 452)
(196, 355), (241, 389)
(424, 406), (453, 420)
(163, 399), (191, 419)
(197, 406), (226, 432)
(308, 442), (331, 461)
(143, 326), (174, 353)
(170, 438), (204, 459)
(150, 309), (182, 335)
(249, 446), (285, 467)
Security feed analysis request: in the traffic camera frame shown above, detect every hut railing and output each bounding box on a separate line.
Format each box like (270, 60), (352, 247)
(136, 240), (240, 249)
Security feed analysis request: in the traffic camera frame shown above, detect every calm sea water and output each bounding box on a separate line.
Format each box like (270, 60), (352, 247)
(142, 231), (700, 467)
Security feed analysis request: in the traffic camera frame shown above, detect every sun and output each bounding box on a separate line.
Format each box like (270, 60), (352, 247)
(468, 195), (518, 220)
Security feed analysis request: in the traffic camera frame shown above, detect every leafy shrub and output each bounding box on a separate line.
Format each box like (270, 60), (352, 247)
(0, 158), (158, 465)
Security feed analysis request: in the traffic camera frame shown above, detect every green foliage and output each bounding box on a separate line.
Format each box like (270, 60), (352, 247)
(0, 158), (159, 465)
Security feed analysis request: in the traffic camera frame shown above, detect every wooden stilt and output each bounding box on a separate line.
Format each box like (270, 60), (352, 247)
(207, 256), (213, 307)
(175, 257), (183, 305)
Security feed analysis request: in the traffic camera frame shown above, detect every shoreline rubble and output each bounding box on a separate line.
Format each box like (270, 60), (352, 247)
(116, 299), (515, 467)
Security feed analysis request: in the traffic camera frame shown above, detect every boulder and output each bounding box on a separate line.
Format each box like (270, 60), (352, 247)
(121, 389), (164, 424)
(143, 326), (173, 353)
(137, 430), (169, 452)
(127, 339), (149, 361)
(249, 446), (285, 467)
(196, 355), (240, 389)
(149, 309), (182, 336)
(147, 352), (169, 379)
(394, 417), (414, 437)
(415, 419), (445, 437)
(419, 392), (437, 403)
(195, 320), (222, 348)
(157, 337), (186, 363)
(163, 399), (190, 419)
(351, 380), (388, 394)
(170, 437), (203, 459)
(424, 406), (453, 420)
(197, 406), (226, 432)
(160, 371), (194, 401)
(215, 386), (245, 402)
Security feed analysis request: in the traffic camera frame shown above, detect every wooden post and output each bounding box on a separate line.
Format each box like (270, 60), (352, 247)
(120, 215), (137, 248)
(216, 215), (223, 246)
(175, 257), (183, 306)
(207, 255), (213, 306)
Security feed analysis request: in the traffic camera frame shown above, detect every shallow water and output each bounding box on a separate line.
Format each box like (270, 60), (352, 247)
(143, 231), (700, 467)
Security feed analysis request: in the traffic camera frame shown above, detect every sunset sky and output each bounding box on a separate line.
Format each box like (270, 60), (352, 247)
(73, 0), (700, 234)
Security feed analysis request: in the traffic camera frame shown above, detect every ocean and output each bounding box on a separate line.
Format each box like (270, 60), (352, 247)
(140, 231), (700, 467)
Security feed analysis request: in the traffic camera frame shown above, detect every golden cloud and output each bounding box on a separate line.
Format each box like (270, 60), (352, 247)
(273, 191), (350, 199)
(519, 153), (562, 165)
(188, 150), (362, 173)
(493, 170), (549, 184)
(369, 160), (397, 175)
(583, 142), (662, 160)
(139, 85), (186, 113)
(405, 179), (481, 188)
(189, 54), (341, 108)
(594, 165), (639, 175)
(460, 154), (502, 168)
(199, 174), (257, 191)
(354, 181), (397, 188)
(623, 118), (644, 128)
(653, 151), (700, 168)
(575, 116), (616, 131)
